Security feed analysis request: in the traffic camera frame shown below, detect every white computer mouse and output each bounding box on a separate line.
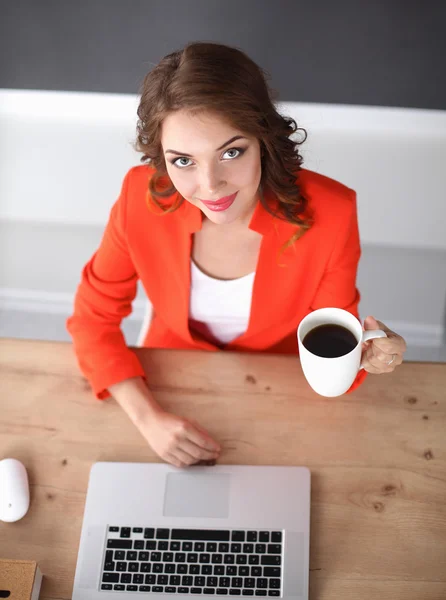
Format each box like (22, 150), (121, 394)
(0, 458), (30, 522)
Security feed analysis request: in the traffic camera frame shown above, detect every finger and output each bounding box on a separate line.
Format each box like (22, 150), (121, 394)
(180, 438), (219, 461)
(166, 448), (198, 468)
(165, 453), (187, 469)
(371, 336), (405, 354)
(186, 422), (221, 453)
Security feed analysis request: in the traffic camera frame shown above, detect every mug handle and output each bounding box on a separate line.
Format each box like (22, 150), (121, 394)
(359, 329), (387, 370)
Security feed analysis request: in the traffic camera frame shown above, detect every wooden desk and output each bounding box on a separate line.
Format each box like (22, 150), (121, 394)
(1, 338), (445, 600)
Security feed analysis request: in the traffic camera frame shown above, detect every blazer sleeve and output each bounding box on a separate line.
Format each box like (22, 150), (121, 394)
(66, 170), (145, 399)
(310, 190), (368, 392)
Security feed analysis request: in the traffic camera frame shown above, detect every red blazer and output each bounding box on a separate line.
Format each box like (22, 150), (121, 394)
(67, 165), (367, 398)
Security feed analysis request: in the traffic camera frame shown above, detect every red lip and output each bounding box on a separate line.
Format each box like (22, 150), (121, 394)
(200, 192), (238, 212)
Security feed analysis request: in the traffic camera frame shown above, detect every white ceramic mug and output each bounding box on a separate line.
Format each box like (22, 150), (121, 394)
(297, 308), (387, 397)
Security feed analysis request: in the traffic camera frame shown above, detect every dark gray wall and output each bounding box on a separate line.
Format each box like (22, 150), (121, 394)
(1, 0), (445, 109)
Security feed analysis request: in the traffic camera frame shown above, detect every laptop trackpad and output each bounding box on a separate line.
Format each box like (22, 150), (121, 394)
(163, 472), (231, 518)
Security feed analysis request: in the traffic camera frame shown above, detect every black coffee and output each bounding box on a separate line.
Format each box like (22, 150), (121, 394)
(302, 324), (358, 358)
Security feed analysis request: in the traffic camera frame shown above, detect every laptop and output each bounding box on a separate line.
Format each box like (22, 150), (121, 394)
(72, 462), (311, 600)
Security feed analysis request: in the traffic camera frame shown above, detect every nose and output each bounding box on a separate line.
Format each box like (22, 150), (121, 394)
(199, 164), (226, 198)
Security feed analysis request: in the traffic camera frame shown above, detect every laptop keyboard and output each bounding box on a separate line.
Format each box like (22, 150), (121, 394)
(101, 527), (283, 596)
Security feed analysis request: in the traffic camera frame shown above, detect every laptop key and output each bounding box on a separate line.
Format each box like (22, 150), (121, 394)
(159, 541), (169, 551)
(152, 586), (163, 592)
(182, 576), (193, 586)
(261, 556), (281, 566)
(263, 568), (281, 578)
(194, 577), (206, 587)
(115, 550), (125, 560)
(101, 584), (112, 590)
(226, 566), (237, 576)
(242, 591), (254, 596)
(268, 593), (280, 597)
(267, 545), (282, 555)
(128, 562), (138, 572)
(219, 577), (230, 588)
(139, 551), (149, 561)
(231, 531), (245, 542)
(153, 564), (163, 573)
(172, 529), (230, 541)
(259, 532), (269, 543)
(251, 567), (262, 577)
(191, 588), (203, 594)
(245, 578), (255, 588)
(239, 567), (249, 576)
(140, 586), (151, 592)
(202, 565), (213, 575)
(214, 566), (224, 576)
(255, 544), (266, 554)
(229, 590), (241, 596)
(145, 575), (156, 585)
(176, 552), (187, 562)
(163, 552), (174, 562)
(114, 584), (125, 591)
(146, 540), (157, 550)
(132, 527), (143, 533)
(158, 575), (169, 585)
(188, 553), (199, 563)
(195, 542), (205, 552)
(236, 555), (247, 565)
(247, 532), (257, 542)
(231, 578), (243, 588)
(224, 555), (235, 564)
(120, 527), (131, 538)
(165, 564), (176, 573)
(109, 526), (119, 532)
(216, 590), (228, 595)
(249, 556), (259, 565)
(243, 544), (254, 553)
(107, 539), (132, 549)
(156, 528), (170, 539)
(231, 544), (242, 553)
(116, 562), (127, 572)
(255, 591), (267, 596)
(121, 574), (131, 584)
(166, 587), (177, 593)
(103, 561), (115, 571)
(144, 528), (155, 538)
(203, 588), (216, 595)
(126, 585), (138, 591)
(170, 576), (181, 585)
(151, 552), (162, 562)
(256, 579), (268, 589)
(271, 532), (282, 543)
(140, 563), (151, 573)
(190, 565), (200, 575)
(183, 542), (193, 551)
(207, 543), (217, 552)
(212, 554), (222, 564)
(134, 540), (145, 549)
(133, 574), (143, 584)
(207, 577), (218, 587)
(171, 541), (181, 551)
(178, 587), (190, 593)
(201, 553), (212, 563)
(269, 579), (281, 589)
(102, 573), (119, 583)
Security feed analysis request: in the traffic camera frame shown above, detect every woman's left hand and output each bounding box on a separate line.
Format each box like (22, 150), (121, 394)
(361, 315), (407, 374)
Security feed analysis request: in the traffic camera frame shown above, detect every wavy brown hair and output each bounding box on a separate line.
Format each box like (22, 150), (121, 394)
(135, 41), (313, 245)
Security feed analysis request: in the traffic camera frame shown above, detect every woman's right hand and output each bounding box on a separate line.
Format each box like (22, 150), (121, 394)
(138, 409), (221, 468)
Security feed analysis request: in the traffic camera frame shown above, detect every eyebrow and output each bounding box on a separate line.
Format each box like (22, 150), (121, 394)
(165, 135), (248, 157)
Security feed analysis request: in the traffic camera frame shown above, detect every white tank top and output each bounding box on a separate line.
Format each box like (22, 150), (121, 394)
(189, 260), (255, 345)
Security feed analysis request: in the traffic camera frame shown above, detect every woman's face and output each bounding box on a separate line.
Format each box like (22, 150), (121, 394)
(161, 109), (262, 225)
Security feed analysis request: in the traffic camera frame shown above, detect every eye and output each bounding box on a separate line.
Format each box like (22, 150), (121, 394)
(222, 147), (245, 160)
(171, 157), (193, 169)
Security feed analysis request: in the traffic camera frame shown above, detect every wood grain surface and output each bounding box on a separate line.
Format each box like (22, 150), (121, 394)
(0, 338), (445, 600)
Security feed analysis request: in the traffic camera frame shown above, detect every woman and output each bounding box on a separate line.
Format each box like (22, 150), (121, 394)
(67, 42), (406, 468)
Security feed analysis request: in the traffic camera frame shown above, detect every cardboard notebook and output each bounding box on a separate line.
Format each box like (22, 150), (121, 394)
(0, 559), (42, 600)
